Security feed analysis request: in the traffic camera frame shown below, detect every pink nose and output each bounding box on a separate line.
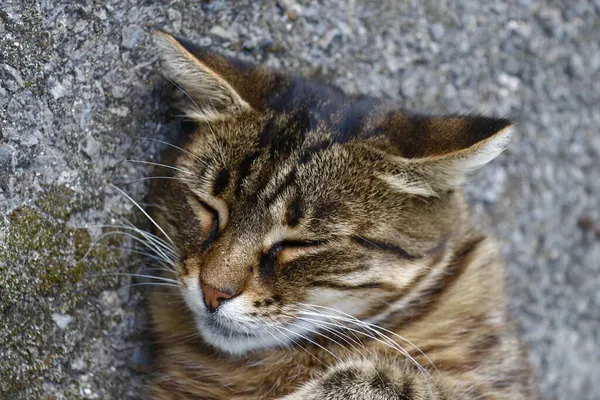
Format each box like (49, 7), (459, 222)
(200, 280), (236, 312)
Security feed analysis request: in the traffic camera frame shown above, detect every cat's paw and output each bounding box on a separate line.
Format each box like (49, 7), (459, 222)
(277, 359), (439, 400)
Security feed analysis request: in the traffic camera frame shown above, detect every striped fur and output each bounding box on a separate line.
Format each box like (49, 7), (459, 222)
(145, 32), (538, 399)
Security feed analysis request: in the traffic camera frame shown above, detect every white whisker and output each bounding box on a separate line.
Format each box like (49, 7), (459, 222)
(275, 324), (342, 363)
(267, 324), (327, 368)
(93, 272), (180, 285)
(121, 282), (180, 288)
(123, 159), (188, 173)
(164, 76), (205, 120)
(81, 225), (176, 265)
(85, 223), (176, 257)
(297, 314), (427, 378)
(297, 304), (432, 378)
(138, 266), (177, 275)
(114, 176), (193, 185)
(109, 184), (176, 247)
(121, 218), (178, 258)
(134, 136), (196, 159)
(295, 316), (386, 383)
(300, 303), (437, 372)
(94, 244), (176, 271)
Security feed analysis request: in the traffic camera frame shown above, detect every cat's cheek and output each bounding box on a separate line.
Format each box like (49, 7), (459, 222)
(304, 289), (371, 318)
(180, 275), (207, 316)
(217, 295), (255, 321)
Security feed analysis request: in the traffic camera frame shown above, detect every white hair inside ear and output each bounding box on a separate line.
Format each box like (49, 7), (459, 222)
(452, 125), (513, 172)
(154, 31), (251, 122)
(426, 124), (513, 190)
(378, 173), (438, 197)
(383, 125), (513, 195)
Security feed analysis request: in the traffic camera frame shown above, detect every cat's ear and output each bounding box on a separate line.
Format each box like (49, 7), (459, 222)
(379, 114), (512, 195)
(154, 30), (253, 121)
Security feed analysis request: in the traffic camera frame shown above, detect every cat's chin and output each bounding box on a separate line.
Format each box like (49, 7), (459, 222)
(179, 278), (316, 355)
(194, 316), (291, 356)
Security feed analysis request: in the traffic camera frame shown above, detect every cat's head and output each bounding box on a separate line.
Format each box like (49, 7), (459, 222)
(151, 32), (512, 355)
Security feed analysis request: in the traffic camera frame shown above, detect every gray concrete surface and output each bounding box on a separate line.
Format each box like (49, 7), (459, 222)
(1, 0), (599, 398)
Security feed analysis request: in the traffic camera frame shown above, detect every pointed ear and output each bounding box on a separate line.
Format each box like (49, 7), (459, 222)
(379, 114), (513, 194)
(154, 31), (252, 121)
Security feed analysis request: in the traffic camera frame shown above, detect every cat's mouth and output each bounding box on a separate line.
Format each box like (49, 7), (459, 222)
(180, 277), (305, 354)
(194, 312), (293, 355)
(201, 314), (255, 338)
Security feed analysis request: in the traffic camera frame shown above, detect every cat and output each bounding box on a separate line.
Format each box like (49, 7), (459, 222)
(144, 31), (538, 399)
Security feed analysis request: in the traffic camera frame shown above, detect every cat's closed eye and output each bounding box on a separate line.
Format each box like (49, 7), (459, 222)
(186, 194), (221, 249)
(272, 239), (329, 265)
(260, 240), (324, 276)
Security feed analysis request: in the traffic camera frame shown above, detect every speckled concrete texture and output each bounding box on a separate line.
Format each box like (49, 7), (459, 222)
(1, 0), (599, 398)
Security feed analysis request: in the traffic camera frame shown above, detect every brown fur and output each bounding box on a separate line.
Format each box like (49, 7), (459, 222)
(143, 31), (538, 399)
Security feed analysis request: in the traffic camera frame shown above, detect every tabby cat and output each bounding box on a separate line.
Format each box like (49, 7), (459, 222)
(145, 31), (538, 399)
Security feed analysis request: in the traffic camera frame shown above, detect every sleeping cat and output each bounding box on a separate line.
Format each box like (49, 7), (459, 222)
(145, 31), (538, 399)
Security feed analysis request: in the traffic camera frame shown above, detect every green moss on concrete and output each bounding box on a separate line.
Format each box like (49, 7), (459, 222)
(1, 185), (113, 294)
(35, 184), (95, 220)
(7, 207), (59, 260)
(0, 184), (127, 395)
(72, 228), (92, 259)
(4, 206), (101, 295)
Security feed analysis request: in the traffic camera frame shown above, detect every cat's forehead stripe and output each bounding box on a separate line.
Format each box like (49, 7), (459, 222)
(262, 167), (296, 206)
(265, 75), (383, 145)
(234, 150), (262, 197)
(298, 140), (331, 164)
